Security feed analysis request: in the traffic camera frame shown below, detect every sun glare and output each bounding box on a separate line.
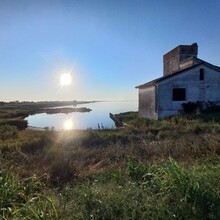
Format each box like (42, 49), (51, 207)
(64, 119), (73, 130)
(60, 73), (72, 86)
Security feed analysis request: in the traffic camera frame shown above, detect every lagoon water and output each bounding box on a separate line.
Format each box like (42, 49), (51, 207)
(26, 101), (137, 130)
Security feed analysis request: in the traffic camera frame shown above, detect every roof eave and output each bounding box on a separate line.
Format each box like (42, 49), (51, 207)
(135, 82), (157, 89)
(135, 58), (220, 89)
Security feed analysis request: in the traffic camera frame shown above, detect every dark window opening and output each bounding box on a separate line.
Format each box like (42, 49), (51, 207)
(173, 88), (186, 101)
(200, 68), (204, 80)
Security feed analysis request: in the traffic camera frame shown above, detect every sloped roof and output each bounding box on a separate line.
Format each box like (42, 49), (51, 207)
(135, 58), (220, 89)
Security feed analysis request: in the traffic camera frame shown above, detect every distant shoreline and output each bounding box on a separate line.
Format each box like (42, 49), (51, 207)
(27, 126), (46, 131)
(0, 100), (96, 130)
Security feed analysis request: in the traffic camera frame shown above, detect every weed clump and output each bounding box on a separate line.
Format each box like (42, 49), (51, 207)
(0, 170), (58, 219)
(164, 158), (220, 219)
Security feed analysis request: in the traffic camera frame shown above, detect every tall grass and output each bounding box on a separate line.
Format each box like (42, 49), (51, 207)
(1, 123), (220, 181)
(0, 114), (220, 219)
(58, 158), (220, 219)
(164, 158), (220, 219)
(0, 170), (58, 220)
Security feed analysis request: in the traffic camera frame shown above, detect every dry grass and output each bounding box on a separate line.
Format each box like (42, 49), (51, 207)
(1, 119), (220, 183)
(1, 112), (220, 219)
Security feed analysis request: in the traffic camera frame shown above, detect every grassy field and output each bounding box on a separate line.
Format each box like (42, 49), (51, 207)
(0, 112), (220, 219)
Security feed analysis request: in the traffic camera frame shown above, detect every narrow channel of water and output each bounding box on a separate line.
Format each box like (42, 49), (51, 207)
(26, 101), (137, 130)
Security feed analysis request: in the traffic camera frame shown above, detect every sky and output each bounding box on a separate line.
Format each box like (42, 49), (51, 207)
(0, 0), (220, 102)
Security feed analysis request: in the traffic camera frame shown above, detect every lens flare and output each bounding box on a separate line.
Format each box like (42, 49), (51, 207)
(60, 73), (72, 86)
(63, 118), (73, 130)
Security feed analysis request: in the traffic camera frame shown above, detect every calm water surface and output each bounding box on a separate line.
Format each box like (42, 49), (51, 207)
(26, 101), (137, 130)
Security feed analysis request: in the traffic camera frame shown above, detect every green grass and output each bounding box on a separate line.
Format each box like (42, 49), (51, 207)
(57, 158), (220, 219)
(0, 111), (220, 219)
(0, 171), (58, 220)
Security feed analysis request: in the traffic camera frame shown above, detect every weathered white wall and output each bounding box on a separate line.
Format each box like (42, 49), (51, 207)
(157, 64), (220, 118)
(205, 67), (220, 103)
(138, 86), (158, 119)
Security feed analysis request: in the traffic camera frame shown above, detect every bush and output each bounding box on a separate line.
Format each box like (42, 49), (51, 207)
(206, 101), (219, 112)
(0, 119), (28, 130)
(0, 125), (18, 140)
(182, 101), (201, 113)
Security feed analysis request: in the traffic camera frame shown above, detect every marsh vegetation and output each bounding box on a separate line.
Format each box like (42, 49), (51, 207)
(0, 112), (220, 219)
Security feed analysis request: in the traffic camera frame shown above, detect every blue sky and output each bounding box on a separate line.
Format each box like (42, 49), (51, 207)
(0, 0), (220, 101)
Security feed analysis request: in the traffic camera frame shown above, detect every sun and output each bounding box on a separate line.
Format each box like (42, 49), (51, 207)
(63, 118), (73, 130)
(60, 73), (72, 86)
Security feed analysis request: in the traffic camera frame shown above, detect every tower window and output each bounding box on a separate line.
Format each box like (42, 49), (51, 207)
(173, 88), (186, 101)
(200, 68), (204, 80)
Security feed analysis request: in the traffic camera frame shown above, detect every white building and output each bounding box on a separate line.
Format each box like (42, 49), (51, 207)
(136, 43), (220, 119)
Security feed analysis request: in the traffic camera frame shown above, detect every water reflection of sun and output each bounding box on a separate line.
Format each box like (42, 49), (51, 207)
(63, 118), (73, 130)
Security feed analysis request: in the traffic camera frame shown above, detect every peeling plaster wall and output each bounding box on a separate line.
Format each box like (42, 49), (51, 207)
(157, 64), (220, 118)
(138, 86), (157, 119)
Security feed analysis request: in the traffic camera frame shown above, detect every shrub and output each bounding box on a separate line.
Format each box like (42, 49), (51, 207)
(0, 125), (18, 140)
(182, 101), (201, 113)
(0, 119), (28, 130)
(206, 101), (219, 112)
